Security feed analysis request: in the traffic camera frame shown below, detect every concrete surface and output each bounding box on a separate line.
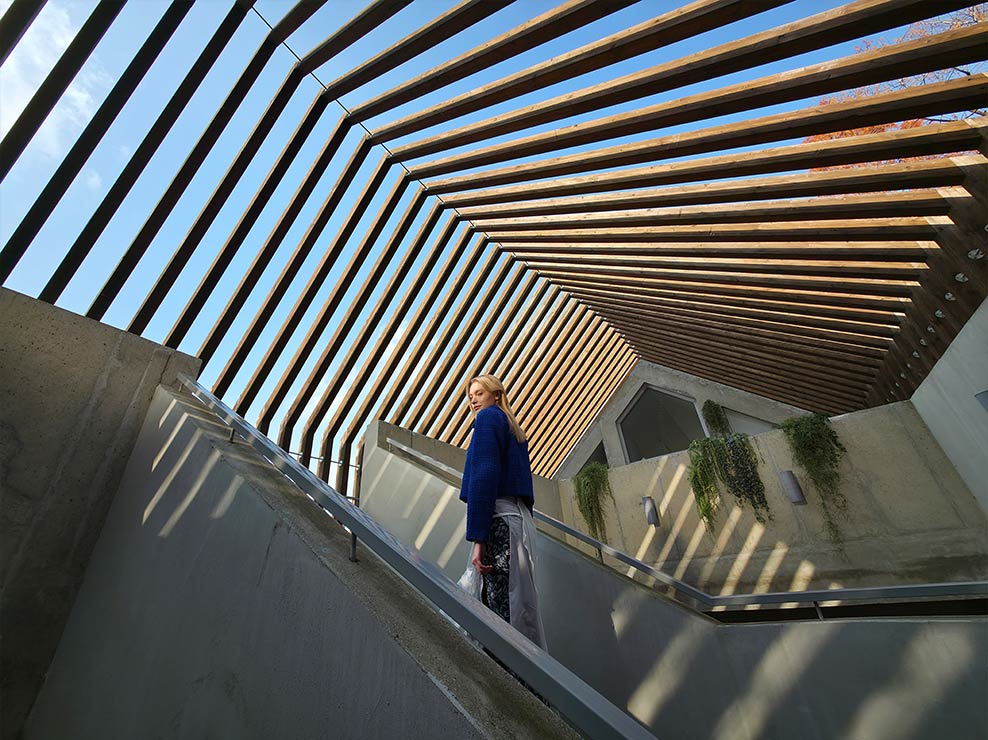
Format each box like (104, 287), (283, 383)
(25, 387), (577, 740)
(0, 288), (200, 740)
(360, 432), (988, 740)
(362, 420), (565, 583)
(371, 382), (987, 594)
(557, 400), (988, 594)
(556, 360), (806, 478)
(912, 297), (988, 516)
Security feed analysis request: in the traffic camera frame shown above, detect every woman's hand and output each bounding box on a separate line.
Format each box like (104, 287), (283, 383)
(471, 541), (492, 575)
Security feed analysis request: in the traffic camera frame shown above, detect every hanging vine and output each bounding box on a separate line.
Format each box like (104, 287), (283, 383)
(702, 399), (732, 437)
(687, 431), (770, 531)
(720, 433), (772, 524)
(688, 438), (722, 532)
(573, 462), (616, 543)
(782, 413), (848, 545)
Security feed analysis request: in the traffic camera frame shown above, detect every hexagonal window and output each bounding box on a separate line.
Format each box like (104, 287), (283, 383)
(617, 385), (704, 463)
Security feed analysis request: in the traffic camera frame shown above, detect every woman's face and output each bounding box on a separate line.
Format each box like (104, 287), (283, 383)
(468, 381), (498, 413)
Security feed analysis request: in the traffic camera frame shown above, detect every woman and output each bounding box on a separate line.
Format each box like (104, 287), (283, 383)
(459, 374), (546, 648)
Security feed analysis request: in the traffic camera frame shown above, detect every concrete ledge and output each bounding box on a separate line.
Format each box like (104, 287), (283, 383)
(26, 388), (576, 740)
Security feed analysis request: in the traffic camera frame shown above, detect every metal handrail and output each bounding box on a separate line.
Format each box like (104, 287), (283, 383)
(177, 375), (656, 740)
(383, 436), (988, 611)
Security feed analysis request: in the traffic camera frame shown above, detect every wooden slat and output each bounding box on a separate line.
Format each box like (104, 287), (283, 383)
(557, 286), (890, 364)
(415, 78), (987, 183)
(471, 191), (952, 230)
(392, 22), (986, 162)
(455, 159), (974, 218)
(370, 0), (790, 141)
(520, 260), (921, 296)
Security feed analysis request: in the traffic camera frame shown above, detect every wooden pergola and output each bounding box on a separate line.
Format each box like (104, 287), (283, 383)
(1, 0), (985, 489)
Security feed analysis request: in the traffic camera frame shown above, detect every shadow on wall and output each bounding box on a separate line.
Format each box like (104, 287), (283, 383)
(538, 537), (986, 740)
(559, 400), (988, 595)
(359, 421), (988, 740)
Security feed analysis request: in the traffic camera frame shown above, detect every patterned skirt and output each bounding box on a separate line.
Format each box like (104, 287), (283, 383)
(481, 497), (546, 648)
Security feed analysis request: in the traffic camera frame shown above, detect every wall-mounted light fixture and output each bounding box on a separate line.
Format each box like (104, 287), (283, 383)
(778, 470), (806, 505)
(976, 390), (988, 414)
(642, 496), (660, 526)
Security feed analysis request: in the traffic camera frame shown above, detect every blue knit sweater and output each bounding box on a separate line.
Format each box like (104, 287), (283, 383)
(459, 406), (535, 542)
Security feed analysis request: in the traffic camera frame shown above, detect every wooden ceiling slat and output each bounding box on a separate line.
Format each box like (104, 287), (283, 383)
(622, 334), (866, 411)
(401, 259), (521, 432)
(425, 117), (985, 195)
(631, 343), (854, 415)
(390, 8), (985, 161)
(370, 0), (791, 141)
(522, 324), (631, 466)
(558, 287), (889, 364)
(513, 254), (928, 280)
(423, 271), (540, 439)
(488, 219), (938, 242)
(472, 191), (952, 230)
(387, 245), (505, 426)
(338, 229), (489, 453)
(455, 159), (975, 218)
(544, 273), (907, 328)
(537, 268), (914, 314)
(530, 332), (636, 472)
(414, 79), (987, 183)
(596, 308), (877, 389)
(544, 351), (638, 476)
(523, 260), (921, 296)
(499, 241), (932, 260)
(318, 217), (472, 477)
(612, 329), (871, 397)
(348, 0), (642, 121)
(536, 351), (638, 477)
(445, 282), (562, 446)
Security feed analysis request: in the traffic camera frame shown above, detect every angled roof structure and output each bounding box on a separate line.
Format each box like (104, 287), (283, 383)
(1, 0), (985, 490)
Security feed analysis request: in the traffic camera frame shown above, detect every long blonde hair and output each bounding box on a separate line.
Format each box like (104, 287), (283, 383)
(466, 374), (526, 443)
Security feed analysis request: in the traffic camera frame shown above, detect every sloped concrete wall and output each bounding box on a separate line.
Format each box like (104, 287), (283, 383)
(25, 387), (574, 740)
(912, 297), (988, 516)
(360, 434), (988, 740)
(0, 288), (200, 740)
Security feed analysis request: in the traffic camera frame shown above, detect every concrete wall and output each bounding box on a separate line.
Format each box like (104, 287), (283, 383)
(26, 387), (575, 740)
(912, 297), (988, 516)
(556, 360), (806, 478)
(361, 420), (565, 583)
(0, 288), (200, 740)
(360, 433), (988, 740)
(559, 400), (987, 595)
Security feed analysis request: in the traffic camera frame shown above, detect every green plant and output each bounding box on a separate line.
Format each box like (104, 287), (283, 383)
(720, 433), (771, 524)
(702, 399), (731, 437)
(687, 432), (770, 531)
(782, 413), (847, 544)
(688, 438), (722, 532)
(573, 462), (616, 543)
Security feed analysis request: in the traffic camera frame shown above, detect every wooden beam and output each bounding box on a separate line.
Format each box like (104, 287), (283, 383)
(455, 159), (974, 218)
(392, 22), (986, 162)
(414, 77), (987, 182)
(471, 191), (951, 230)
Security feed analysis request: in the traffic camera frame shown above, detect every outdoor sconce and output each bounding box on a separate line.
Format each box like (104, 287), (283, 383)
(976, 390), (988, 414)
(642, 496), (660, 526)
(778, 470), (806, 505)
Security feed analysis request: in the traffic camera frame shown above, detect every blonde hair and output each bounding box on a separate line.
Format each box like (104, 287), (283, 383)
(466, 374), (526, 443)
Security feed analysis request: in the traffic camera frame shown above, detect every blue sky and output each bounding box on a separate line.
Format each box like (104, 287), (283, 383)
(0, 0), (919, 473)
